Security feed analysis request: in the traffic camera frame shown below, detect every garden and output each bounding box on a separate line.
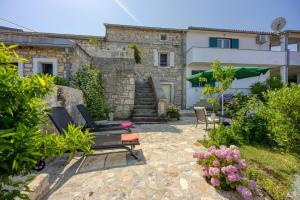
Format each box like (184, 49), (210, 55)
(0, 43), (99, 199)
(193, 60), (300, 200)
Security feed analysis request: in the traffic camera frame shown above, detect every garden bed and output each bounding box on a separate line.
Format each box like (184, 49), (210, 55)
(198, 141), (300, 200)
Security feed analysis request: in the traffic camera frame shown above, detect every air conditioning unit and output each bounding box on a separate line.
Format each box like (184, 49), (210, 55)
(256, 35), (268, 44)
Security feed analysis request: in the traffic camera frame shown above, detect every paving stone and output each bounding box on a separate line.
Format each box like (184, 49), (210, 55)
(43, 117), (242, 200)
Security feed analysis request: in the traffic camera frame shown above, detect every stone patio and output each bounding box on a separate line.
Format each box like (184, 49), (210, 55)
(41, 117), (244, 200)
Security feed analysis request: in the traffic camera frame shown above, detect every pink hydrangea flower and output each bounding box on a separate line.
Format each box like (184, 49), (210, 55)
(210, 177), (220, 187)
(213, 160), (220, 167)
(202, 166), (209, 176)
(239, 159), (247, 169)
(193, 151), (205, 159)
(227, 173), (241, 181)
(249, 180), (256, 191)
(236, 185), (253, 200)
(209, 167), (220, 176)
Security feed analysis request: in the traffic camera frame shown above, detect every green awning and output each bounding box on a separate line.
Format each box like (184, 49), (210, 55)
(186, 67), (269, 83)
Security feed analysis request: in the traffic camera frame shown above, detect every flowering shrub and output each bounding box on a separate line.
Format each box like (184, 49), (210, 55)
(166, 104), (180, 120)
(193, 145), (256, 200)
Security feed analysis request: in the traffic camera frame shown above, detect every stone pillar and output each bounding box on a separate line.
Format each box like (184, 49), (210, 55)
(297, 73), (300, 84)
(280, 34), (289, 83)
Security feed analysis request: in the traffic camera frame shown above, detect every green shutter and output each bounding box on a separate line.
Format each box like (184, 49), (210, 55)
(231, 39), (239, 49)
(209, 37), (218, 48)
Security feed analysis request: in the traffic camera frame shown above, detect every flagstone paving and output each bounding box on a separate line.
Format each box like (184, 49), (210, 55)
(43, 117), (246, 200)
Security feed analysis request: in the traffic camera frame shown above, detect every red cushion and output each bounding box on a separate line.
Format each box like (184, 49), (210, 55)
(120, 121), (134, 127)
(121, 133), (139, 142)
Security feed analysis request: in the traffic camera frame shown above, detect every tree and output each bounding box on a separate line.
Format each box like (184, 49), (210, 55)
(0, 43), (94, 199)
(200, 60), (234, 115)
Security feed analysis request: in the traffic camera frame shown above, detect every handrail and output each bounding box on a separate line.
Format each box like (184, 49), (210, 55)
(149, 76), (168, 116)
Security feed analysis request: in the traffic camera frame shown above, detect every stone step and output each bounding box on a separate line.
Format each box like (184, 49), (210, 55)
(132, 116), (161, 122)
(135, 101), (156, 105)
(134, 104), (156, 109)
(135, 93), (154, 97)
(132, 113), (157, 117)
(135, 97), (155, 101)
(133, 108), (156, 114)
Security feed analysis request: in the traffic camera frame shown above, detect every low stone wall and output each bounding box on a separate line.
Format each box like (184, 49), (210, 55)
(150, 76), (168, 116)
(45, 85), (85, 127)
(92, 57), (135, 119)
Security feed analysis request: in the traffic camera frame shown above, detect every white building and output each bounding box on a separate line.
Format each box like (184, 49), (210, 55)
(185, 26), (300, 108)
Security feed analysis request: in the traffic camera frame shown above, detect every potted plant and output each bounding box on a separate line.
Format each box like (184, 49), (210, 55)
(166, 104), (180, 121)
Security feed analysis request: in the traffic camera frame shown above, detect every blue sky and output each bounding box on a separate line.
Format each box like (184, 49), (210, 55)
(1, 0), (299, 36)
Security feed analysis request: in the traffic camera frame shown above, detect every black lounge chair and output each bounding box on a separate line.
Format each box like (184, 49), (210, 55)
(76, 104), (133, 133)
(48, 107), (140, 159)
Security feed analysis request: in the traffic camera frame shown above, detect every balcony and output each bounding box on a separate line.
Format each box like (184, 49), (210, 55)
(186, 47), (294, 67)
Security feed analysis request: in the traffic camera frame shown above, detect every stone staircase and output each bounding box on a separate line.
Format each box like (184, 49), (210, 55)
(132, 80), (160, 123)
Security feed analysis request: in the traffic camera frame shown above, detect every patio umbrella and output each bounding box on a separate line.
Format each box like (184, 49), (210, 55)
(186, 66), (269, 115)
(186, 67), (269, 83)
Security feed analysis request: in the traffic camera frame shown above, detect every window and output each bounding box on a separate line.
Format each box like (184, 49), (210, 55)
(191, 70), (205, 87)
(159, 53), (168, 67)
(217, 38), (231, 48)
(33, 58), (58, 75)
(160, 34), (168, 41)
(41, 63), (53, 75)
(209, 37), (239, 49)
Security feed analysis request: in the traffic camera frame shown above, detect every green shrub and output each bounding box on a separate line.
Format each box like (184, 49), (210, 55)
(54, 76), (69, 86)
(249, 82), (268, 100)
(0, 43), (94, 199)
(166, 104), (180, 120)
(210, 98), (269, 146)
(208, 124), (243, 146)
(263, 84), (300, 151)
(224, 93), (248, 118)
(250, 76), (283, 101)
(71, 64), (106, 120)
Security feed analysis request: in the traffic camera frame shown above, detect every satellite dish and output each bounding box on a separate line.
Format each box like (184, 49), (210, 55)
(271, 17), (286, 32)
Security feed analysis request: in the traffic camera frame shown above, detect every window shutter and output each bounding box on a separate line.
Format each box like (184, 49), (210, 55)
(231, 39), (239, 49)
(169, 52), (175, 67)
(209, 37), (218, 48)
(153, 49), (158, 66)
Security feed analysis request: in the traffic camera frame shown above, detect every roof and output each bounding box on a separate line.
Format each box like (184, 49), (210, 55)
(0, 26), (23, 32)
(0, 34), (76, 48)
(104, 23), (186, 32)
(188, 26), (273, 35)
(0, 30), (104, 40)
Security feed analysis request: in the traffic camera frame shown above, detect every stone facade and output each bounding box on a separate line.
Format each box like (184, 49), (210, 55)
(45, 85), (85, 126)
(103, 25), (186, 108)
(92, 57), (135, 119)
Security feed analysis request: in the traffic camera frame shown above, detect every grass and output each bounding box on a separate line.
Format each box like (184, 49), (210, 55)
(198, 140), (300, 200)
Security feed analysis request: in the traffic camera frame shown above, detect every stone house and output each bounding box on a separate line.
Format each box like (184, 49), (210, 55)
(1, 24), (300, 120)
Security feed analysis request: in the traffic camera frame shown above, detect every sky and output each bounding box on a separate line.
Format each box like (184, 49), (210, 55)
(0, 0), (299, 36)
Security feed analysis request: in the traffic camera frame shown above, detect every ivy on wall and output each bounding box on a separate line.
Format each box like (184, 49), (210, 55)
(71, 64), (106, 120)
(128, 44), (141, 64)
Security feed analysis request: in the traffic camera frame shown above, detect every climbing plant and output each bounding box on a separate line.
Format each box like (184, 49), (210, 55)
(128, 44), (141, 64)
(71, 64), (106, 120)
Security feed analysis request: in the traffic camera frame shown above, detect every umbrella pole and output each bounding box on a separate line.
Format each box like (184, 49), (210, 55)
(221, 93), (224, 117)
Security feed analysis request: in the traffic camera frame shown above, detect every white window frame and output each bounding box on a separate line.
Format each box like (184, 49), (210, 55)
(217, 38), (231, 48)
(159, 52), (169, 67)
(160, 34), (168, 41)
(33, 58), (58, 75)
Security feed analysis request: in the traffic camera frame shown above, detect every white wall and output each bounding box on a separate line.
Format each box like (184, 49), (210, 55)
(185, 66), (270, 108)
(186, 30), (270, 51)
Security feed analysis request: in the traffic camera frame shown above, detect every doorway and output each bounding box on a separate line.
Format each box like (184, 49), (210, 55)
(161, 82), (174, 104)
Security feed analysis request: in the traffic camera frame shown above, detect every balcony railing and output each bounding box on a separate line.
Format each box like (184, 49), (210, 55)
(186, 47), (300, 66)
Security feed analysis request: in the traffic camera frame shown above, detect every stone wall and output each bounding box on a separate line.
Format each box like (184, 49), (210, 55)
(104, 26), (186, 108)
(15, 46), (75, 77)
(45, 85), (85, 126)
(92, 57), (135, 119)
